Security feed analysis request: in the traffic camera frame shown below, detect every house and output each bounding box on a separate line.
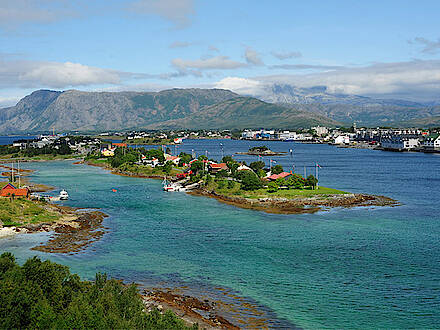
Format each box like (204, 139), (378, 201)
(236, 164), (252, 171)
(101, 148), (115, 157)
(165, 155), (180, 165)
(380, 136), (420, 151)
(143, 157), (160, 168)
(266, 172), (292, 181)
(0, 183), (30, 198)
(208, 163), (228, 174)
(423, 134), (440, 149)
(112, 143), (127, 148)
(334, 135), (350, 145)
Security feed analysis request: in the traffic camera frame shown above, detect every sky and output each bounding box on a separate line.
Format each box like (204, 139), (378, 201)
(1, 0), (440, 106)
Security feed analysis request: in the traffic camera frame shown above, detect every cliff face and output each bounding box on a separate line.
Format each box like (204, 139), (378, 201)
(0, 88), (337, 133)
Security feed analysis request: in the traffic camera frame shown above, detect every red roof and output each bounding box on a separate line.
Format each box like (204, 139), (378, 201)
(112, 143), (127, 147)
(209, 163), (227, 169)
(0, 183), (30, 197)
(267, 172), (292, 180)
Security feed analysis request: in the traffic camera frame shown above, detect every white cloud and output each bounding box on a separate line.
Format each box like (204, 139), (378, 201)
(172, 56), (247, 70)
(0, 59), (148, 89)
(409, 37), (440, 55)
(271, 51), (302, 60)
(128, 0), (195, 28)
(244, 47), (264, 66)
(208, 45), (220, 53)
(214, 60), (440, 101)
(214, 77), (265, 95)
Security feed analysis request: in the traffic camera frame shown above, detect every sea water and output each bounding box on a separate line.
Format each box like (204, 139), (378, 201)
(1, 140), (439, 328)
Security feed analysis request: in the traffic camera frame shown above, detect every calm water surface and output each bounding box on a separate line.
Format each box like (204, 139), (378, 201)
(1, 140), (439, 329)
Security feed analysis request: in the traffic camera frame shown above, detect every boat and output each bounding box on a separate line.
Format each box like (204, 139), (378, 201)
(59, 189), (69, 200)
(162, 178), (186, 192)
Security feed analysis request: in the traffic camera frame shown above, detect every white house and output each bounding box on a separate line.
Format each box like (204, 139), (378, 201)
(423, 134), (440, 149)
(380, 137), (420, 150)
(334, 135), (350, 145)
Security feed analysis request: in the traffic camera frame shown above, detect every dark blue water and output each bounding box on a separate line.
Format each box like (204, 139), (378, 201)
(0, 135), (37, 145)
(1, 140), (439, 328)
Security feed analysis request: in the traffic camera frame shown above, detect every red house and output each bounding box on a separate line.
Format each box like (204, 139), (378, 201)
(0, 183), (30, 198)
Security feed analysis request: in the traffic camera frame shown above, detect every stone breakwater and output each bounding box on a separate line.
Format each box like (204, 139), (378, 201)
(189, 189), (399, 214)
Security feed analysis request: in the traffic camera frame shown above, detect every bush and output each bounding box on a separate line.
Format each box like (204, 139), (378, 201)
(267, 181), (278, 193)
(306, 175), (318, 189)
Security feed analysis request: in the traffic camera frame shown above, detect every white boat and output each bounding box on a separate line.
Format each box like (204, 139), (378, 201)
(59, 189), (69, 200)
(162, 178), (186, 192)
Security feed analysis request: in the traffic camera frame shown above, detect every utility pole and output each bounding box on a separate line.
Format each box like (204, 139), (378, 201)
(304, 166), (306, 179)
(18, 160), (20, 188)
(11, 162), (14, 183)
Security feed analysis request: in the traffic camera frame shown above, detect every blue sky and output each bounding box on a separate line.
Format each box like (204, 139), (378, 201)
(1, 0), (440, 106)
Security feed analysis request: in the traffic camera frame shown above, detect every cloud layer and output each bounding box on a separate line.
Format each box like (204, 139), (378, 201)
(215, 60), (440, 101)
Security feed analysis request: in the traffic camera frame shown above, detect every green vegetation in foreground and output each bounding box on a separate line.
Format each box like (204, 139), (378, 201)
(0, 198), (59, 227)
(0, 253), (195, 329)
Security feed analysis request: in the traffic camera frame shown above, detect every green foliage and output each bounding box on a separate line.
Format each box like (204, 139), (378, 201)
(162, 161), (173, 174)
(0, 254), (191, 329)
(190, 160), (204, 174)
(249, 146), (268, 152)
(249, 161), (265, 173)
(221, 156), (234, 163)
(271, 164), (284, 175)
(227, 180), (235, 189)
(286, 174), (306, 189)
(178, 152), (192, 166)
(215, 169), (229, 179)
(306, 174), (318, 188)
(239, 171), (263, 191)
(275, 178), (286, 187)
(267, 181), (278, 193)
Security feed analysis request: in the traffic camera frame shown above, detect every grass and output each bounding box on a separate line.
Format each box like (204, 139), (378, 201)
(210, 180), (348, 199)
(0, 198), (60, 227)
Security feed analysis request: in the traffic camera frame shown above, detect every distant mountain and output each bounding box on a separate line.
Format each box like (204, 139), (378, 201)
(252, 83), (440, 126)
(147, 97), (339, 130)
(0, 88), (337, 133)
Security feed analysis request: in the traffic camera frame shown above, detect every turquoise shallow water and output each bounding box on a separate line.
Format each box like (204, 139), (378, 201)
(1, 140), (440, 328)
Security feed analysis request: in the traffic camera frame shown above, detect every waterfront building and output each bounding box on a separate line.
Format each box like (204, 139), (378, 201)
(422, 134), (440, 150)
(380, 136), (420, 151)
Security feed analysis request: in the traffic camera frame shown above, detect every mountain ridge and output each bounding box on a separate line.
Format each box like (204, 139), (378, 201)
(0, 88), (337, 133)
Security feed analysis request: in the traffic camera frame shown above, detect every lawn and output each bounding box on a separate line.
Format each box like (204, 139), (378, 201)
(0, 198), (59, 226)
(212, 180), (348, 199)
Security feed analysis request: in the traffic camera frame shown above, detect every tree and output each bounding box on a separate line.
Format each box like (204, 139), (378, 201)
(286, 174), (305, 189)
(190, 160), (203, 174)
(239, 171), (263, 191)
(306, 175), (318, 189)
(271, 164), (284, 175)
(178, 152), (192, 166)
(249, 161), (265, 173)
(162, 161), (173, 174)
(221, 156), (234, 163)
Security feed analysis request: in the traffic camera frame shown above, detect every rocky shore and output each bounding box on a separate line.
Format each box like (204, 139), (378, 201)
(189, 189), (399, 214)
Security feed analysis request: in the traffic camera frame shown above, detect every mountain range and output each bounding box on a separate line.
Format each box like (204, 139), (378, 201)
(251, 84), (440, 127)
(1, 85), (439, 134)
(0, 89), (337, 134)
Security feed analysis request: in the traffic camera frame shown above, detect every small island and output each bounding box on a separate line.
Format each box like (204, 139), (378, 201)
(236, 145), (286, 156)
(85, 145), (398, 214)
